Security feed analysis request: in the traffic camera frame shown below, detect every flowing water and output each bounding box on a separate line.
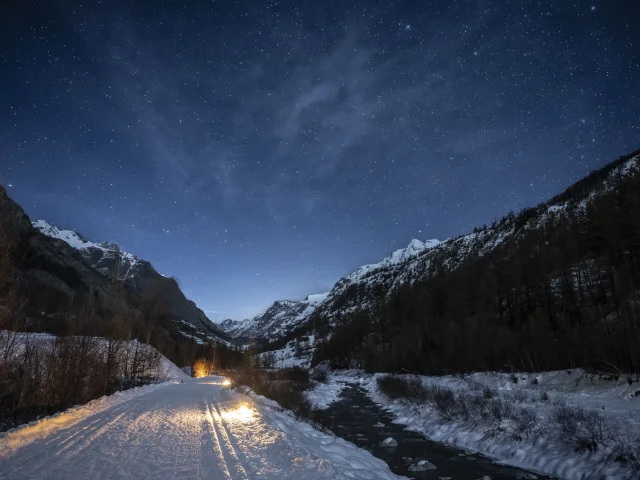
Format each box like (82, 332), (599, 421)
(314, 383), (544, 480)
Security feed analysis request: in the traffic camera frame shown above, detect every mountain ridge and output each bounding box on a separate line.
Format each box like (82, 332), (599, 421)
(253, 149), (640, 370)
(0, 188), (230, 353)
(30, 218), (229, 345)
(217, 292), (329, 344)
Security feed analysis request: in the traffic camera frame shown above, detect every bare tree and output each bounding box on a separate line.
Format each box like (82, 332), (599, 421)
(102, 261), (129, 393)
(0, 184), (25, 396)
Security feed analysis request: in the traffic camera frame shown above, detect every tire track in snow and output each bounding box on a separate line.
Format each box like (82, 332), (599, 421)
(203, 398), (234, 480)
(1, 407), (130, 478)
(55, 411), (129, 458)
(204, 399), (250, 479)
(210, 399), (254, 479)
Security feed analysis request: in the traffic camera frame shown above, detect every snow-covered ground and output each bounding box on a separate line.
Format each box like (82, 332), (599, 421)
(307, 369), (640, 480)
(258, 335), (317, 368)
(306, 374), (349, 410)
(0, 376), (403, 479)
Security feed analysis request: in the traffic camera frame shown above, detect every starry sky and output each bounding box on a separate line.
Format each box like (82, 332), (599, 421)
(2, 0), (639, 321)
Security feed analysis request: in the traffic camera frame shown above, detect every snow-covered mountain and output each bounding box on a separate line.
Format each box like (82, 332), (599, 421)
(32, 220), (229, 345)
(33, 220), (142, 279)
(219, 239), (448, 345)
(218, 292), (329, 343)
(247, 148), (640, 368)
(347, 238), (442, 281)
(306, 151), (640, 331)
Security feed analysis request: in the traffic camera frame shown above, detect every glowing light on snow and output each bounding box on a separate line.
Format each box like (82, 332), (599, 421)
(222, 379), (231, 386)
(221, 404), (257, 423)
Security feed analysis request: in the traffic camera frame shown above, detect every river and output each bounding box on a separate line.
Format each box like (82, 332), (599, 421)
(314, 382), (544, 480)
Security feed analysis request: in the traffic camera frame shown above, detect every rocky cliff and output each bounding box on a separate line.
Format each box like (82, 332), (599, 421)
(0, 185), (228, 344)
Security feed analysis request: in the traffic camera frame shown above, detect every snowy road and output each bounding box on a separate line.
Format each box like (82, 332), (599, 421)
(0, 377), (401, 480)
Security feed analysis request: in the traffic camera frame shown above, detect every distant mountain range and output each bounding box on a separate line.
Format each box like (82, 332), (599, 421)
(217, 237), (447, 345)
(218, 293), (329, 345)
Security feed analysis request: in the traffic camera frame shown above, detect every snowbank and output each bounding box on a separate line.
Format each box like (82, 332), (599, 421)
(231, 380), (403, 479)
(306, 373), (349, 410)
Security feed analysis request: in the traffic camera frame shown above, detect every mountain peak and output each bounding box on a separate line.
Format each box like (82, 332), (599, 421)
(33, 220), (94, 250)
(305, 292), (330, 304)
(33, 220), (139, 265)
(423, 239), (442, 249)
(406, 238), (425, 250)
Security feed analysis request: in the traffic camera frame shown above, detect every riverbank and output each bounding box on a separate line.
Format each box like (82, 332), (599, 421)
(307, 370), (639, 480)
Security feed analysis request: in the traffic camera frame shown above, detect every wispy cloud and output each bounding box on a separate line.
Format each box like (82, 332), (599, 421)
(98, 9), (506, 223)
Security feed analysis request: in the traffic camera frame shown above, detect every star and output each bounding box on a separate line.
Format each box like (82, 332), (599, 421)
(1, 0), (637, 321)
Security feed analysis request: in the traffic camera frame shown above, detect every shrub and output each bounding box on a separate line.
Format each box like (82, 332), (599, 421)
(311, 369), (328, 383)
(512, 407), (538, 437)
(466, 378), (485, 391)
(228, 366), (315, 420)
(377, 375), (429, 404)
(611, 428), (640, 475)
(550, 404), (616, 452)
(259, 380), (312, 417)
(432, 387), (460, 420)
(0, 334), (164, 432)
(264, 367), (310, 387)
(482, 387), (496, 399)
(507, 389), (530, 403)
(284, 367), (310, 385)
(193, 358), (216, 378)
(488, 397), (516, 422)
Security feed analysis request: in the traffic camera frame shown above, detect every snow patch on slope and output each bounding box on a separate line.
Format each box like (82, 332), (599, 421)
(172, 319), (235, 348)
(33, 220), (136, 261)
(306, 292), (330, 304)
(348, 239), (441, 281)
(258, 335), (317, 368)
(33, 219), (140, 275)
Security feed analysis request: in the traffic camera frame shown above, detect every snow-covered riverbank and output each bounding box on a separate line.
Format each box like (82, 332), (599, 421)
(307, 369), (640, 479)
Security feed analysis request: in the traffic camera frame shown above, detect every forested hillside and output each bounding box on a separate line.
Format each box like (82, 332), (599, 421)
(310, 149), (640, 374)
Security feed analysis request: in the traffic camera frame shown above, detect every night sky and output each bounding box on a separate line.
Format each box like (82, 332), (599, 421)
(2, 1), (639, 321)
